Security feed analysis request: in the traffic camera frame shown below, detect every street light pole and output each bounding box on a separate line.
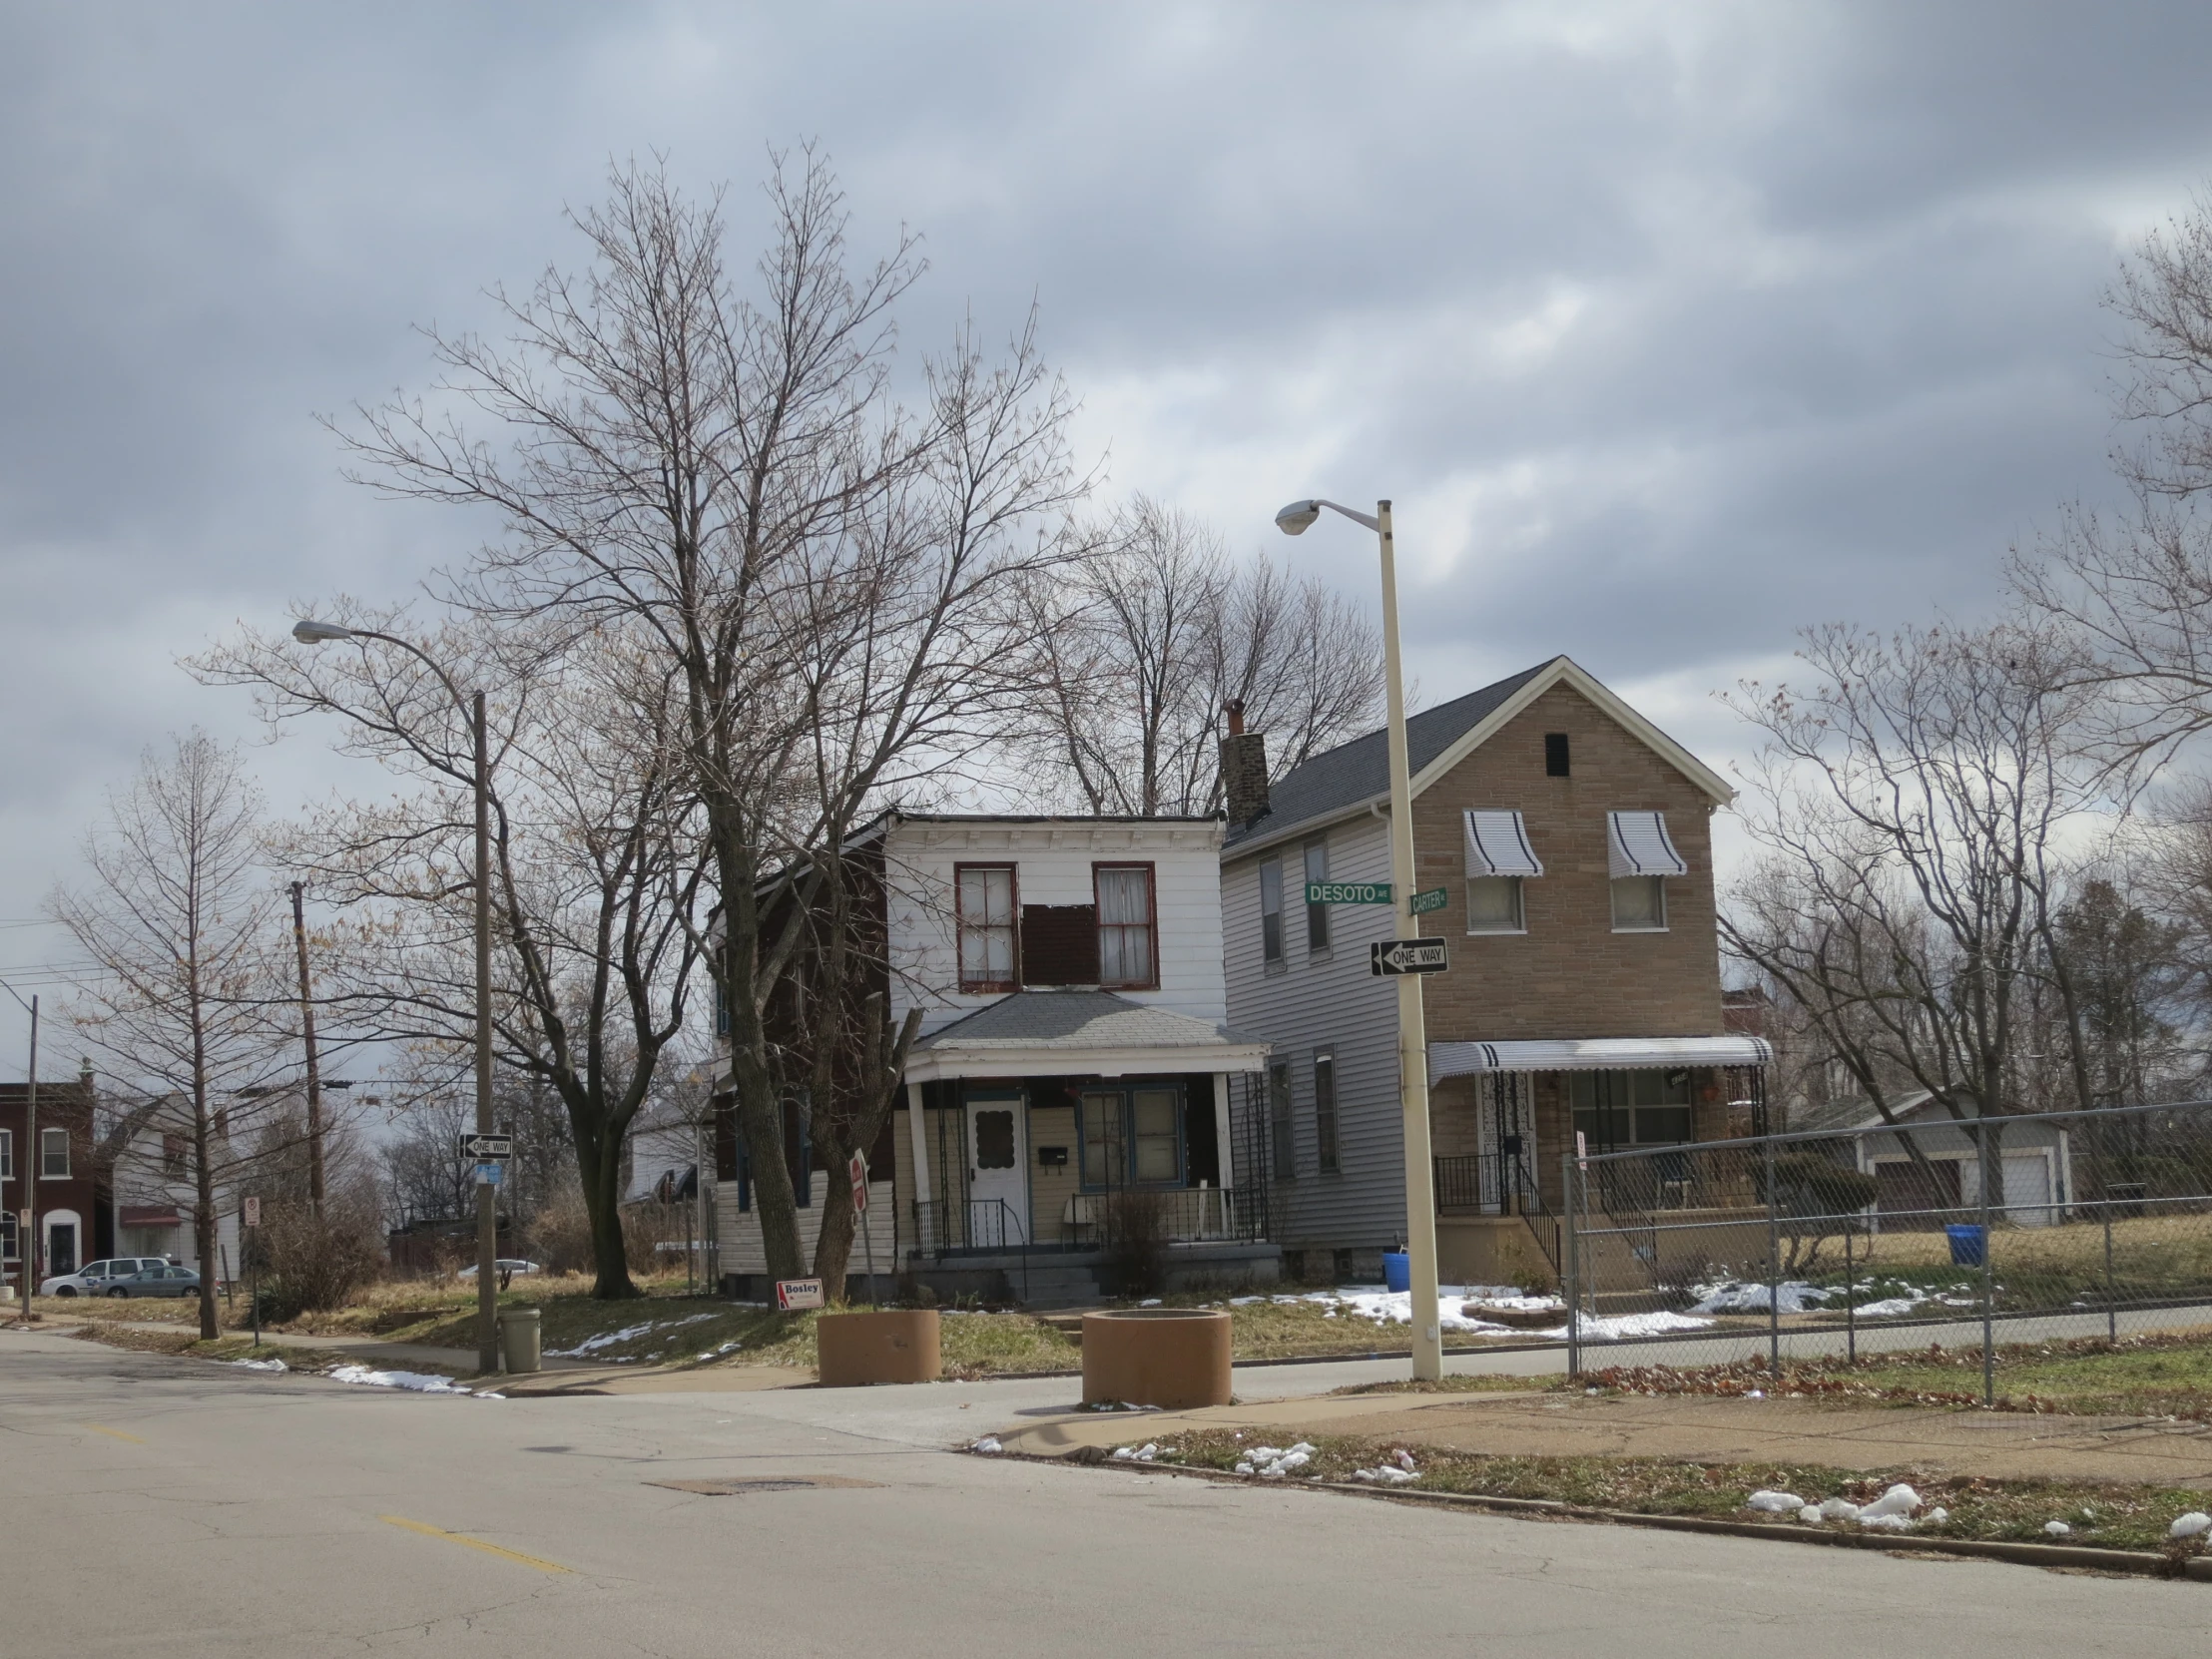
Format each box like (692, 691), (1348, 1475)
(292, 620), (499, 1377)
(1276, 497), (1443, 1381)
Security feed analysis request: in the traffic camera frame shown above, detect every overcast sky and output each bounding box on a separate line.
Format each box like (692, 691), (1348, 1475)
(3, 2), (2210, 1074)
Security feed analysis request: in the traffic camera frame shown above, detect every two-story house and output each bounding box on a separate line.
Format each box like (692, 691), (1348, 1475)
(106, 1106), (242, 1283)
(1, 1071), (112, 1292)
(714, 813), (1275, 1305)
(1220, 656), (1768, 1288)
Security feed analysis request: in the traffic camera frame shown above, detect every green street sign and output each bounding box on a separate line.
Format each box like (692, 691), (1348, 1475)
(1306, 880), (1392, 905)
(1409, 886), (1449, 916)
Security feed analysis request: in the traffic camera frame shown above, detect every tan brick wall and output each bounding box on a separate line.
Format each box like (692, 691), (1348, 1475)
(1412, 681), (1725, 1042)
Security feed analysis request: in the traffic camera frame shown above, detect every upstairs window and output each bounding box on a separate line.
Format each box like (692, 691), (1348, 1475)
(956, 864), (1018, 992)
(1544, 733), (1570, 777)
(1606, 812), (1686, 933)
(162, 1134), (187, 1176)
(1260, 860), (1284, 966)
(41, 1127), (69, 1179)
(1095, 864), (1156, 988)
(0, 1129), (10, 1180)
(1303, 838), (1331, 953)
(1463, 811), (1541, 935)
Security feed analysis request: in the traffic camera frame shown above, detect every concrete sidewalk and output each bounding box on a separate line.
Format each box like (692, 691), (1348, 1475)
(993, 1388), (2212, 1487)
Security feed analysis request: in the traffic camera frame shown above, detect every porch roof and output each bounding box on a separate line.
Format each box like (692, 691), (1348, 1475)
(904, 989), (1270, 1083)
(1428, 1034), (1772, 1081)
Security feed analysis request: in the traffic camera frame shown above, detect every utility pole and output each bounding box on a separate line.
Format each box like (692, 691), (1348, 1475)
(21, 994), (36, 1320)
(289, 881), (325, 1212)
(474, 690), (498, 1377)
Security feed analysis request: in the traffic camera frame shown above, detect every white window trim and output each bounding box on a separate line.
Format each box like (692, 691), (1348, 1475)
(40, 1127), (70, 1179)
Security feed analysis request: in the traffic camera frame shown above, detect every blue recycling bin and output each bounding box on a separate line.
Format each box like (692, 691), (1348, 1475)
(1945, 1224), (1986, 1267)
(1382, 1252), (1411, 1293)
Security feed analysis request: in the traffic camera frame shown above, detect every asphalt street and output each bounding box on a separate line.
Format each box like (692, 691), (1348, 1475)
(3, 1328), (2206, 1657)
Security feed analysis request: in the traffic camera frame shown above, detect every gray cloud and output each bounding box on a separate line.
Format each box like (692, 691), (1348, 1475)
(3, 0), (2211, 1067)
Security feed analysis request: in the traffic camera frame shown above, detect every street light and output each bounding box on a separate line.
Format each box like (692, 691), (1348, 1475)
(292, 619), (499, 1378)
(1275, 497), (1443, 1382)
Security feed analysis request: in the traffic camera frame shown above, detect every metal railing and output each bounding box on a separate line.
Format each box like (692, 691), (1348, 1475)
(1433, 1153), (1560, 1272)
(1558, 1096), (2212, 1400)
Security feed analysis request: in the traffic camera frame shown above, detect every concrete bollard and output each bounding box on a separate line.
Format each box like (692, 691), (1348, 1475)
(1081, 1309), (1232, 1409)
(816, 1309), (942, 1386)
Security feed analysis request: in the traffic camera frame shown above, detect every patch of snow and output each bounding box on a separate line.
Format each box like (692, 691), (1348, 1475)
(1543, 1311), (1715, 1340)
(1926, 1506), (1947, 1523)
(1818, 1497), (1861, 1521)
(1691, 1281), (1835, 1316)
(2044, 1520), (2071, 1537)
(326, 1364), (476, 1394)
(227, 1358), (287, 1373)
(1858, 1513), (1916, 1532)
(1227, 1296), (1265, 1306)
(971, 1436), (1002, 1454)
(1234, 1461), (1255, 1474)
(2170, 1511), (2211, 1539)
(1858, 1483), (1922, 1520)
(1746, 1388), (1765, 1399)
(1745, 1490), (1805, 1513)
(1850, 1298), (1926, 1319)
(1138, 1299), (1163, 1308)
(1798, 1505), (1824, 1524)
(546, 1313), (716, 1359)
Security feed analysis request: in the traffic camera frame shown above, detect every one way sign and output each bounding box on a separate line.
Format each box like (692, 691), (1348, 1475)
(1370, 938), (1448, 976)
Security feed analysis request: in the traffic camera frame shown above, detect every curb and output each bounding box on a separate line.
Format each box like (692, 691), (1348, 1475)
(996, 1450), (2204, 1579)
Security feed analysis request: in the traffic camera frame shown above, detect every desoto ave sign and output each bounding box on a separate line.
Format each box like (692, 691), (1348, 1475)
(1370, 939), (1448, 976)
(1306, 880), (1392, 905)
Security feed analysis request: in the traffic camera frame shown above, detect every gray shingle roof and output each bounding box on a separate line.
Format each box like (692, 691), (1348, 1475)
(1223, 659), (1556, 850)
(912, 990), (1255, 1051)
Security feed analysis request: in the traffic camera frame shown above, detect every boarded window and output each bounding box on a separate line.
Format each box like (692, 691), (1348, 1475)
(1021, 903), (1099, 986)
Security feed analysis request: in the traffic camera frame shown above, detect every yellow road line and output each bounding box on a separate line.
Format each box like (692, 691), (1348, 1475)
(377, 1514), (571, 1575)
(85, 1423), (144, 1444)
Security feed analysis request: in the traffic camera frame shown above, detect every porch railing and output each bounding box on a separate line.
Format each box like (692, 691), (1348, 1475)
(910, 1186), (1265, 1258)
(1433, 1152), (1544, 1215)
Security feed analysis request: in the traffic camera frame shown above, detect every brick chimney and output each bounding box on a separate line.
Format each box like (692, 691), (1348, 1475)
(1220, 701), (1270, 830)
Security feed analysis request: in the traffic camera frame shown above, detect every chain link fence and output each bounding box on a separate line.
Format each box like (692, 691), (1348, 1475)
(1561, 1098), (2212, 1400)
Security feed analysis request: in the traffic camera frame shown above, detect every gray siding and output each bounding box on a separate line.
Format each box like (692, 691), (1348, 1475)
(1223, 815), (1410, 1251)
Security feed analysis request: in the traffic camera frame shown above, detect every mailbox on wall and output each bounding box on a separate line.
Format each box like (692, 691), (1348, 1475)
(1036, 1145), (1069, 1167)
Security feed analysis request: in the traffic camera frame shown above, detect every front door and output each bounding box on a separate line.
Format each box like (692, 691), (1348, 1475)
(46, 1220), (78, 1277)
(965, 1090), (1028, 1247)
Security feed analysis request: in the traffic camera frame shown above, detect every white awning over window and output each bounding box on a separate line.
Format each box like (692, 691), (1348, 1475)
(1463, 810), (1543, 877)
(1429, 1035), (1772, 1081)
(1607, 811), (1688, 878)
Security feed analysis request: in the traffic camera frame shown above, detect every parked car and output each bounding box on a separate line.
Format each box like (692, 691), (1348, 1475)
(456, 1259), (539, 1280)
(41, 1258), (172, 1297)
(108, 1265), (201, 1299)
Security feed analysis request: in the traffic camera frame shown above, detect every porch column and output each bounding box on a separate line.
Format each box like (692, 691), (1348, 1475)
(904, 1080), (930, 1258)
(1213, 1073), (1234, 1189)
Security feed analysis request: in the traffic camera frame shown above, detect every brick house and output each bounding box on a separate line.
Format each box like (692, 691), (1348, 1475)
(0, 1076), (113, 1289)
(1219, 655), (1767, 1286)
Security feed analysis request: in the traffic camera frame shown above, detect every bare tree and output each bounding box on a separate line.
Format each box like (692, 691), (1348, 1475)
(1011, 495), (1386, 815)
(318, 152), (1091, 1286)
(48, 734), (292, 1339)
(1722, 622), (2114, 1196)
(194, 616), (710, 1300)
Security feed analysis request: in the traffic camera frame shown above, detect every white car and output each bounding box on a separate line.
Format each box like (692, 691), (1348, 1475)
(41, 1257), (173, 1297)
(456, 1259), (539, 1280)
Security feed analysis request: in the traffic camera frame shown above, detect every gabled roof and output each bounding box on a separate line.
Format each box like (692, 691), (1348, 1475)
(1222, 655), (1735, 856)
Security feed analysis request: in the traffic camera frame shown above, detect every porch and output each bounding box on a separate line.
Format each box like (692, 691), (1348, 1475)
(1423, 1033), (1773, 1284)
(896, 990), (1281, 1306)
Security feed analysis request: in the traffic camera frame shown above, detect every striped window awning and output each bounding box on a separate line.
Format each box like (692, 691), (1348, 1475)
(1463, 810), (1542, 877)
(1606, 811), (1688, 878)
(1430, 1035), (1772, 1081)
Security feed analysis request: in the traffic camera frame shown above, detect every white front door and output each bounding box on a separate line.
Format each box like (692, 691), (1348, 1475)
(965, 1090), (1028, 1247)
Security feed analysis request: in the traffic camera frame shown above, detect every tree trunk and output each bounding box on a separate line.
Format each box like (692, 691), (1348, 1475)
(193, 1111), (219, 1342)
(574, 1121), (637, 1300)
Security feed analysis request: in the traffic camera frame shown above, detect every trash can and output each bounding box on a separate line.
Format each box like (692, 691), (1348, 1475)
(1382, 1252), (1411, 1293)
(1944, 1225), (1986, 1268)
(498, 1307), (541, 1375)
